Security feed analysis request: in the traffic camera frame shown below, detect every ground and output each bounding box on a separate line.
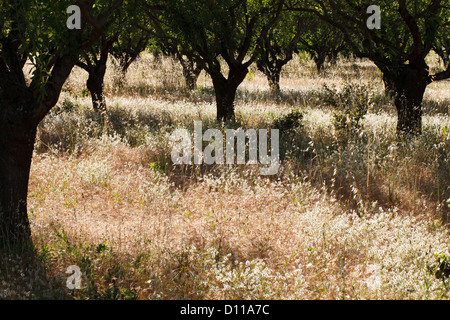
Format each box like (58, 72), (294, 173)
(1, 52), (449, 300)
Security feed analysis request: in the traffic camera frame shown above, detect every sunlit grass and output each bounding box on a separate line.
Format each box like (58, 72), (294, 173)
(2, 52), (449, 300)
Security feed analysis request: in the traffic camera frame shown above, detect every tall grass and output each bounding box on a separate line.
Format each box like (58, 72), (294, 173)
(2, 52), (449, 300)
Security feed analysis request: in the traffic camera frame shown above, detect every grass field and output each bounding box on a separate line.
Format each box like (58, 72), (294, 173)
(1, 52), (450, 300)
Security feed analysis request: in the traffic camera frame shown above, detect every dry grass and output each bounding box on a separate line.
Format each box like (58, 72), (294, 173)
(1, 52), (450, 300)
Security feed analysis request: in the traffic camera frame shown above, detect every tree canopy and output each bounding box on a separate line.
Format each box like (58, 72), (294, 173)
(0, 0), (123, 245)
(287, 0), (450, 134)
(296, 11), (346, 73)
(256, 8), (302, 93)
(145, 0), (286, 121)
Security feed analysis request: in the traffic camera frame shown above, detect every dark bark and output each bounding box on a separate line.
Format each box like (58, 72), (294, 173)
(0, 53), (77, 247)
(387, 65), (429, 135)
(327, 49), (339, 66)
(179, 56), (202, 91)
(80, 37), (114, 131)
(267, 71), (281, 95)
(0, 0), (121, 248)
(0, 86), (37, 247)
(257, 60), (283, 95)
(213, 79), (238, 122)
(314, 53), (327, 74)
(86, 61), (108, 129)
(111, 39), (147, 93)
(256, 22), (300, 96)
(0, 40), (81, 248)
(0, 126), (36, 247)
(211, 66), (248, 122)
(382, 73), (397, 98)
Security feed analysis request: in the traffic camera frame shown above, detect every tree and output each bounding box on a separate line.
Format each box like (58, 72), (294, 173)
(76, 35), (118, 129)
(295, 12), (346, 73)
(433, 13), (450, 77)
(109, 8), (152, 92)
(157, 40), (203, 91)
(145, 0), (285, 121)
(0, 0), (123, 246)
(288, 0), (450, 135)
(178, 53), (203, 91)
(255, 10), (302, 94)
(76, 3), (143, 131)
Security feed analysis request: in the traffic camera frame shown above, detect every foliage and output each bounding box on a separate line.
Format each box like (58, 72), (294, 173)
(295, 11), (346, 73)
(2, 53), (450, 299)
(320, 82), (373, 132)
(290, 0), (450, 74)
(288, 0), (450, 134)
(2, 0), (450, 301)
(273, 109), (304, 132)
(256, 8), (302, 91)
(109, 1), (151, 74)
(144, 0), (286, 120)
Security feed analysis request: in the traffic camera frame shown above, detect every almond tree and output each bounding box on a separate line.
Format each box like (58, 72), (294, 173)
(296, 12), (346, 73)
(0, 0), (123, 246)
(109, 7), (151, 92)
(157, 41), (203, 91)
(288, 0), (450, 135)
(256, 10), (302, 94)
(76, 34), (118, 129)
(76, 3), (144, 130)
(145, 0), (286, 121)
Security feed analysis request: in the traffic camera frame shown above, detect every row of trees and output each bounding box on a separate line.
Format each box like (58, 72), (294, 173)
(1, 0), (450, 246)
(68, 1), (351, 124)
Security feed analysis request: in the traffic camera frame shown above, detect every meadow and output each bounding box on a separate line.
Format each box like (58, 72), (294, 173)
(1, 52), (450, 300)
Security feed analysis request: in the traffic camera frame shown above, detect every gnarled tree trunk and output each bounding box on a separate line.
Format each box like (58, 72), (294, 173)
(314, 52), (327, 74)
(267, 71), (281, 95)
(0, 124), (36, 247)
(0, 87), (37, 247)
(386, 65), (429, 135)
(79, 36), (115, 133)
(382, 73), (397, 98)
(257, 57), (286, 95)
(86, 58), (108, 132)
(211, 66), (248, 122)
(0, 51), (77, 248)
(179, 56), (202, 91)
(257, 61), (283, 95)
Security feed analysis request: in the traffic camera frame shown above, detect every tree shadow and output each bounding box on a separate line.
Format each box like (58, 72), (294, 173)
(0, 242), (71, 299)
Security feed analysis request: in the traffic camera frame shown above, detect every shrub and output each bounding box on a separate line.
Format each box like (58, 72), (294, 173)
(320, 82), (373, 132)
(272, 109), (313, 161)
(272, 109), (304, 132)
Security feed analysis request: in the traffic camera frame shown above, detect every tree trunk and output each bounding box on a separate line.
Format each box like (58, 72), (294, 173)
(257, 60), (283, 95)
(267, 71), (281, 95)
(314, 52), (327, 74)
(390, 66), (429, 135)
(327, 49), (339, 66)
(86, 64), (108, 131)
(179, 57), (201, 91)
(213, 80), (238, 122)
(112, 65), (127, 94)
(0, 103), (37, 247)
(211, 67), (248, 122)
(382, 73), (396, 98)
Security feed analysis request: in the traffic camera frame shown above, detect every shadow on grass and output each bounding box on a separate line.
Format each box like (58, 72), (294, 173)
(0, 242), (71, 299)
